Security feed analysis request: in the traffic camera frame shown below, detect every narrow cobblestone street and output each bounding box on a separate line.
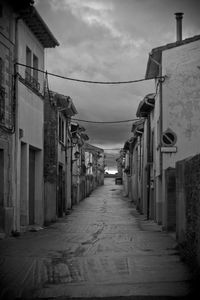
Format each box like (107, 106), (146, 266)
(0, 179), (193, 299)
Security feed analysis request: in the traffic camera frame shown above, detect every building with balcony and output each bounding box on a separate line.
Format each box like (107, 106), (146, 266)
(14, 3), (58, 232)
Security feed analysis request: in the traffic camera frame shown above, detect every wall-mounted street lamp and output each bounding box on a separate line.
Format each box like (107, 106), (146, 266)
(67, 134), (79, 149)
(71, 135), (79, 145)
(72, 151), (80, 163)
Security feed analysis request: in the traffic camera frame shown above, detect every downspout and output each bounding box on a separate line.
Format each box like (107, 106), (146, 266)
(144, 96), (155, 220)
(159, 59), (163, 177)
(13, 16), (21, 231)
(70, 145), (73, 208)
(146, 114), (151, 220)
(149, 53), (163, 177)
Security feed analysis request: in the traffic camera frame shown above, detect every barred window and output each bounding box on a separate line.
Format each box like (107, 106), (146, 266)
(33, 54), (38, 81)
(26, 47), (31, 76)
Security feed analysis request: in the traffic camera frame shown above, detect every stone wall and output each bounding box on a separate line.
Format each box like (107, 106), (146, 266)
(176, 154), (200, 272)
(43, 94), (58, 223)
(44, 94), (58, 183)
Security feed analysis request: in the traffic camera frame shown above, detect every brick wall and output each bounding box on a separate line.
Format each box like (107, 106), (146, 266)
(176, 154), (200, 272)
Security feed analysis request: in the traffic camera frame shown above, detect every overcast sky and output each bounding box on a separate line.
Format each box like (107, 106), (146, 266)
(35, 0), (200, 173)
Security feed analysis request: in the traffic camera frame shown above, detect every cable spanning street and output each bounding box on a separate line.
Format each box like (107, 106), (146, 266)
(0, 179), (193, 299)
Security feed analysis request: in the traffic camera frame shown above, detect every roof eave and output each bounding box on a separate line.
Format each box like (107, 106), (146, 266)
(131, 119), (144, 133)
(145, 34), (200, 79)
(136, 94), (155, 117)
(70, 103), (78, 116)
(145, 50), (161, 79)
(20, 7), (59, 48)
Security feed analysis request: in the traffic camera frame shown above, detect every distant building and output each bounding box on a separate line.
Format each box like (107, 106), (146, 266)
(71, 123), (89, 205)
(83, 143), (104, 196)
(116, 149), (124, 179)
(130, 120), (144, 212)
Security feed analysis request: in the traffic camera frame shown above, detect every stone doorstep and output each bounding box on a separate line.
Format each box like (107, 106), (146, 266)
(20, 224), (44, 233)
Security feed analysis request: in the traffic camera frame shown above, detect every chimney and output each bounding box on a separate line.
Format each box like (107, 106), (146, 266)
(175, 12), (184, 42)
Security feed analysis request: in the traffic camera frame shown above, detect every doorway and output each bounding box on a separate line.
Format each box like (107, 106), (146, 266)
(29, 148), (35, 224)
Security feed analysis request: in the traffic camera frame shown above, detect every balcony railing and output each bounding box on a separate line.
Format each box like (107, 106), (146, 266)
(0, 85), (5, 124)
(25, 70), (40, 92)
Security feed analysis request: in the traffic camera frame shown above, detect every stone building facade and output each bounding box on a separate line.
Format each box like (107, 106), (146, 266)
(0, 0), (16, 236)
(122, 24), (200, 270)
(0, 0), (59, 235)
(15, 5), (58, 232)
(44, 91), (77, 223)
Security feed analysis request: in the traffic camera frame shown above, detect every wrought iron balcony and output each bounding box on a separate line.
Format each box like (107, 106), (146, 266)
(25, 70), (40, 92)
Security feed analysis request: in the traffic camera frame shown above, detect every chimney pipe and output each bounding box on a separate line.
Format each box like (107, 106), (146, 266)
(175, 12), (184, 42)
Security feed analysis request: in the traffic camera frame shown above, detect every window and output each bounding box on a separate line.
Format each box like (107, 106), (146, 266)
(25, 47), (40, 92)
(59, 114), (65, 144)
(26, 47), (31, 76)
(33, 54), (38, 81)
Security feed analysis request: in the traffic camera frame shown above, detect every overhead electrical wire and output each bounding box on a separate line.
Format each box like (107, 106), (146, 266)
(16, 62), (164, 85)
(71, 118), (140, 124)
(103, 148), (122, 151)
(44, 71), (139, 125)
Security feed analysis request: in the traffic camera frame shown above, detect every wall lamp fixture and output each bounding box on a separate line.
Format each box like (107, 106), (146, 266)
(72, 151), (80, 163)
(67, 135), (79, 149)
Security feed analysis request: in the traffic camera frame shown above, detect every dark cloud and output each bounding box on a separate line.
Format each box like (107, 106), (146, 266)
(80, 122), (132, 146)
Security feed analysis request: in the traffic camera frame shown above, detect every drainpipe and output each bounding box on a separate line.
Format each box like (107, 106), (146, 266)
(149, 54), (163, 178)
(148, 53), (164, 225)
(13, 16), (21, 231)
(70, 145), (73, 207)
(143, 96), (156, 220)
(159, 62), (163, 177)
(146, 114), (151, 220)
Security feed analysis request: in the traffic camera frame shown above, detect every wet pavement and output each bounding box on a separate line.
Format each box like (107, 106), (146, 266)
(0, 178), (194, 299)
